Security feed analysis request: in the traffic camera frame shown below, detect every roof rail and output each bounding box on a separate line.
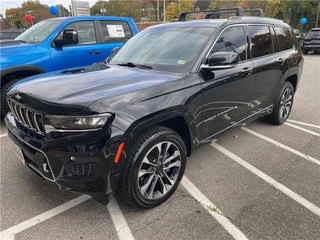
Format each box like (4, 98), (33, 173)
(243, 8), (264, 17)
(178, 6), (244, 21)
(178, 7), (265, 21)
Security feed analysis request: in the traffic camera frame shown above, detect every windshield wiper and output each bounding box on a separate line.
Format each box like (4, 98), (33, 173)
(116, 62), (153, 70)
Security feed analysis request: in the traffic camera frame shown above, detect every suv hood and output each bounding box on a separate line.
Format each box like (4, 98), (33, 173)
(8, 65), (181, 110)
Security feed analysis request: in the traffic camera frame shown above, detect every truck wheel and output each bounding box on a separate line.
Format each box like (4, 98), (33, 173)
(1, 79), (21, 118)
(265, 82), (294, 125)
(303, 49), (308, 55)
(119, 126), (187, 208)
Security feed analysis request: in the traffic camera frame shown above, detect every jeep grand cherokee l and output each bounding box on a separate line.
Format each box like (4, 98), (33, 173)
(5, 7), (303, 209)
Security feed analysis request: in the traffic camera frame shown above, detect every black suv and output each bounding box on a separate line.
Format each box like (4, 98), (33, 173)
(302, 28), (320, 54)
(5, 7), (303, 208)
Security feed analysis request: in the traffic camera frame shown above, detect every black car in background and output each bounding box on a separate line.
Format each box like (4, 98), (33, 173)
(302, 28), (320, 54)
(4, 7), (304, 209)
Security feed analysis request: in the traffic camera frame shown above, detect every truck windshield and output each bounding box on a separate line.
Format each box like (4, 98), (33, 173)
(15, 20), (63, 43)
(109, 27), (214, 73)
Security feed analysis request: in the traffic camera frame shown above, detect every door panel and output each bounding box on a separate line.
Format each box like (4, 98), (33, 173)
(199, 25), (254, 142)
(50, 21), (104, 70)
(199, 62), (254, 141)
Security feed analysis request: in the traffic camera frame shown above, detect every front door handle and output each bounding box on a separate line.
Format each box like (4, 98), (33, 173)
(277, 58), (286, 65)
(89, 50), (101, 55)
(241, 67), (253, 75)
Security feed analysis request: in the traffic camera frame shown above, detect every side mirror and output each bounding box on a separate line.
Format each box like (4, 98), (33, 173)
(201, 52), (240, 70)
(54, 29), (79, 47)
(106, 47), (120, 62)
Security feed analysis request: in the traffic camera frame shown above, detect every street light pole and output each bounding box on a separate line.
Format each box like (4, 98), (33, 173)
(157, 0), (159, 23)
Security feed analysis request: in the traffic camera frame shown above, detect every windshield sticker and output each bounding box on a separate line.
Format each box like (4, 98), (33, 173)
(177, 60), (186, 65)
(107, 25), (125, 38)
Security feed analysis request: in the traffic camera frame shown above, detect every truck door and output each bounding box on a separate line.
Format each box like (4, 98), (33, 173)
(50, 21), (104, 70)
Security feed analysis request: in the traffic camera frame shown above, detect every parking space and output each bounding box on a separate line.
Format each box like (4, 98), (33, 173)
(0, 53), (319, 240)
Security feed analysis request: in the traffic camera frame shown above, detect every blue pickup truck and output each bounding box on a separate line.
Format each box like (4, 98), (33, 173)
(0, 16), (138, 116)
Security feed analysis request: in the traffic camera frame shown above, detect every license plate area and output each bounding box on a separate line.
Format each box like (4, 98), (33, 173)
(13, 143), (25, 165)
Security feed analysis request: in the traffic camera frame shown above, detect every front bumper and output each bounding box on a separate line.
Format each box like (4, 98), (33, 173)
(5, 112), (125, 204)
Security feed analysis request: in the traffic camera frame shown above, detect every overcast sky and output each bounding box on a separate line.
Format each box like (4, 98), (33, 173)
(0, 0), (98, 16)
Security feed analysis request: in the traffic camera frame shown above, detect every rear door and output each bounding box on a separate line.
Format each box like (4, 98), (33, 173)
(247, 25), (290, 116)
(97, 20), (134, 59)
(50, 20), (104, 70)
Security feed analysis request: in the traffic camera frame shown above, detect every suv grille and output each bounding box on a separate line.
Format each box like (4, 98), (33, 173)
(7, 98), (45, 135)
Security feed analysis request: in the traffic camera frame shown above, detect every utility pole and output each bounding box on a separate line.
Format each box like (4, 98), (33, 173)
(163, 0), (166, 22)
(157, 0), (159, 23)
(316, 0), (320, 28)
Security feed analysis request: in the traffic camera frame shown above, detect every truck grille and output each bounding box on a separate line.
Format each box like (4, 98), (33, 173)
(7, 98), (45, 135)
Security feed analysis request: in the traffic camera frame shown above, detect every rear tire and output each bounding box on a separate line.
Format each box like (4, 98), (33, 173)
(119, 125), (187, 209)
(265, 82), (294, 125)
(1, 78), (22, 118)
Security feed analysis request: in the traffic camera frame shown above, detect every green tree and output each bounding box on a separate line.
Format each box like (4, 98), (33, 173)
(194, 0), (212, 10)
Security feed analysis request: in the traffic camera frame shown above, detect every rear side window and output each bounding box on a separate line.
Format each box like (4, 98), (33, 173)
(99, 21), (132, 43)
(274, 27), (293, 51)
(248, 25), (273, 58)
(210, 26), (247, 61)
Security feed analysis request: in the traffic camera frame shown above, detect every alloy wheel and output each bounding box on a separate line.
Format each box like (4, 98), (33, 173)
(137, 141), (181, 200)
(279, 87), (293, 120)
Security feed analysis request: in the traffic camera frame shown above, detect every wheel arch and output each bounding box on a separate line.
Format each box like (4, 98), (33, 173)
(285, 74), (298, 92)
(1, 66), (46, 86)
(119, 108), (197, 158)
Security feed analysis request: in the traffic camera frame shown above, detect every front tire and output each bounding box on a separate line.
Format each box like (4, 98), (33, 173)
(265, 82), (294, 125)
(1, 78), (22, 118)
(303, 49), (308, 55)
(119, 126), (187, 209)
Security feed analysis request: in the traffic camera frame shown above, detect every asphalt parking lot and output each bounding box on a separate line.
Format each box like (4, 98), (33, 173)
(0, 53), (319, 240)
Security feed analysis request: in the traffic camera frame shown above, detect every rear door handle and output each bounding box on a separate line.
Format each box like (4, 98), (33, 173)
(241, 67), (253, 75)
(277, 58), (286, 65)
(89, 50), (101, 55)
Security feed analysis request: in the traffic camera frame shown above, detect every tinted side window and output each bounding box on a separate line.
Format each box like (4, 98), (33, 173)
(99, 21), (132, 43)
(274, 27), (293, 51)
(210, 26), (247, 61)
(248, 25), (273, 58)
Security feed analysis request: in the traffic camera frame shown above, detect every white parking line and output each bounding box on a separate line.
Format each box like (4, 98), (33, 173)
(181, 177), (249, 240)
(107, 196), (135, 240)
(0, 133), (8, 138)
(241, 127), (320, 166)
(0, 194), (134, 240)
(0, 195), (91, 240)
(287, 119), (320, 129)
(284, 122), (320, 137)
(211, 142), (320, 217)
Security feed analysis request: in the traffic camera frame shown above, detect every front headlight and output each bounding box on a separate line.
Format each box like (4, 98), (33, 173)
(47, 113), (112, 130)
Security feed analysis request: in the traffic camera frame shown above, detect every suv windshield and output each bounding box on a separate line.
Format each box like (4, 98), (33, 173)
(16, 19), (63, 43)
(109, 27), (214, 73)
